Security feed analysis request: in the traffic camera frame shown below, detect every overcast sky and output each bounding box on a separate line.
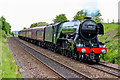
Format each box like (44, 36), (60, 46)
(0, 0), (119, 31)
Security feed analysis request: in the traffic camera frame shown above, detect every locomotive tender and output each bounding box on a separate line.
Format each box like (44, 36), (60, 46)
(18, 17), (107, 63)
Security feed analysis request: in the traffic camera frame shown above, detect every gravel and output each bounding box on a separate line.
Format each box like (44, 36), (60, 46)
(8, 37), (61, 78)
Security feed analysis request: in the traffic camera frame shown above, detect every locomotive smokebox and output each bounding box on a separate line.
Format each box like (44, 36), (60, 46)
(79, 19), (98, 40)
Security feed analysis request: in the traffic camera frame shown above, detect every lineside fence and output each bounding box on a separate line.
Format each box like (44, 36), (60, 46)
(106, 19), (120, 24)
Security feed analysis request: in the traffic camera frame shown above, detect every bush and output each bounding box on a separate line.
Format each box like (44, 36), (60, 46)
(2, 30), (7, 39)
(99, 23), (119, 65)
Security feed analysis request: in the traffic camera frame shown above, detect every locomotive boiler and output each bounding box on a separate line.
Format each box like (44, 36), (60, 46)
(18, 17), (107, 63)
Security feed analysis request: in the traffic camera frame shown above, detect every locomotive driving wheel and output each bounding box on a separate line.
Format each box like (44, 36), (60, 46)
(61, 41), (68, 56)
(79, 53), (84, 62)
(61, 42), (65, 56)
(95, 54), (100, 63)
(67, 50), (72, 58)
(53, 45), (57, 52)
(73, 52), (78, 60)
(61, 49), (65, 56)
(65, 50), (69, 57)
(71, 51), (75, 59)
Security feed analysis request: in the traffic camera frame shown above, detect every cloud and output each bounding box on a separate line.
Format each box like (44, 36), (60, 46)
(97, 0), (119, 22)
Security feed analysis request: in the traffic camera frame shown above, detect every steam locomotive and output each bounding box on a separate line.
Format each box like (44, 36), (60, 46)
(18, 17), (107, 63)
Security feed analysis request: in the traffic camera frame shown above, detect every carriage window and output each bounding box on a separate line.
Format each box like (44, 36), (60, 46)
(29, 31), (31, 35)
(21, 32), (22, 36)
(26, 31), (28, 37)
(23, 32), (25, 36)
(19, 32), (21, 36)
(37, 30), (43, 36)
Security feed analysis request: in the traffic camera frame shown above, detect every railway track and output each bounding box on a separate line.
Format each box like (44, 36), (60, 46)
(13, 37), (92, 79)
(81, 58), (120, 78)
(99, 61), (120, 72)
(65, 57), (120, 78)
(84, 63), (120, 78)
(91, 62), (120, 78)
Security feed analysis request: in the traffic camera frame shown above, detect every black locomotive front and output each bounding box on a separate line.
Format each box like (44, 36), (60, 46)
(76, 17), (107, 62)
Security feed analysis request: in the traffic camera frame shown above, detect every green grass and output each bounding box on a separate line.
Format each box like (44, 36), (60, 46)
(0, 30), (2, 79)
(103, 23), (118, 33)
(98, 23), (120, 65)
(0, 33), (22, 78)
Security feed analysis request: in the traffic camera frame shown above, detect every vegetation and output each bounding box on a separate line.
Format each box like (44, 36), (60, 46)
(98, 23), (120, 65)
(30, 14), (68, 27)
(23, 27), (27, 29)
(0, 30), (2, 79)
(0, 16), (22, 78)
(1, 37), (22, 78)
(0, 16), (12, 39)
(91, 10), (103, 23)
(73, 10), (87, 21)
(53, 14), (68, 23)
(30, 22), (48, 28)
(73, 9), (102, 23)
(0, 16), (11, 35)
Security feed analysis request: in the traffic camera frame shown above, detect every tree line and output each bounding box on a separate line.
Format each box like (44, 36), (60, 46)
(29, 9), (102, 28)
(0, 16), (11, 37)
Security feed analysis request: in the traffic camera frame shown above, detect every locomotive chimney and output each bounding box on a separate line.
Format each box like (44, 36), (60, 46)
(84, 17), (91, 20)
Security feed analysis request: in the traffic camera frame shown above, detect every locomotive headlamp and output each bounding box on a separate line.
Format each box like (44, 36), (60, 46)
(92, 44), (94, 46)
(77, 43), (83, 47)
(102, 49), (106, 54)
(103, 45), (106, 48)
(81, 49), (86, 53)
(78, 43), (81, 46)
(99, 45), (106, 48)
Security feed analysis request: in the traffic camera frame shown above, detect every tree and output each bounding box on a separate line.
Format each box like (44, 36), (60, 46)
(91, 10), (103, 23)
(30, 22), (48, 28)
(1, 16), (11, 34)
(30, 23), (38, 28)
(53, 14), (68, 23)
(1, 16), (6, 31)
(4, 22), (11, 34)
(0, 21), (2, 30)
(73, 9), (103, 23)
(73, 10), (88, 21)
(23, 27), (27, 29)
(37, 22), (48, 26)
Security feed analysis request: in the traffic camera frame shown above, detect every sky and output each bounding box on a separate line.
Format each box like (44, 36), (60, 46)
(0, 0), (119, 31)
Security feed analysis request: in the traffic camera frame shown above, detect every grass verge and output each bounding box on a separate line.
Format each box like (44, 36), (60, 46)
(1, 37), (22, 78)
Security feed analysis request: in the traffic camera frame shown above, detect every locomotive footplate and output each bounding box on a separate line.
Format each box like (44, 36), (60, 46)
(90, 52), (95, 60)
